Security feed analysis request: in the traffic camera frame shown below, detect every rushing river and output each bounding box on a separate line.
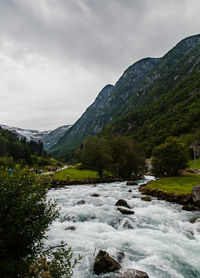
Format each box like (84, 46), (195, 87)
(46, 177), (200, 278)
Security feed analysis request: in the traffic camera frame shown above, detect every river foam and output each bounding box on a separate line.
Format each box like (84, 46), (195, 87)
(46, 178), (200, 278)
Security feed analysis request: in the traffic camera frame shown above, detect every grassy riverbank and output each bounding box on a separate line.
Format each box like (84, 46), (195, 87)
(54, 167), (99, 181)
(146, 174), (200, 194)
(188, 158), (200, 170)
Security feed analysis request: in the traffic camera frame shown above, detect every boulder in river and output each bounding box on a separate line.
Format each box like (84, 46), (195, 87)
(115, 199), (131, 208)
(117, 207), (134, 215)
(100, 268), (149, 278)
(126, 181), (138, 186)
(91, 193), (100, 197)
(76, 200), (86, 205)
(93, 250), (121, 275)
(192, 185), (200, 203)
(65, 226), (76, 231)
(141, 196), (152, 202)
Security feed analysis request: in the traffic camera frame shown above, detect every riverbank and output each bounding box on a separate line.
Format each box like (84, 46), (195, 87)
(51, 177), (125, 187)
(139, 174), (200, 211)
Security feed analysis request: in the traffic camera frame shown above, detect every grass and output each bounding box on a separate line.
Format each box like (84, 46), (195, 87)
(146, 174), (200, 194)
(54, 168), (99, 181)
(188, 158), (200, 170)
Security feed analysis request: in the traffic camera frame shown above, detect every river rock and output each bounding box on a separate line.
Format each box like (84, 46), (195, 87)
(115, 199), (131, 208)
(76, 199), (86, 205)
(100, 268), (149, 278)
(91, 193), (100, 197)
(126, 181), (138, 186)
(65, 226), (76, 231)
(192, 186), (200, 203)
(141, 196), (151, 202)
(117, 208), (134, 215)
(116, 252), (125, 263)
(128, 189), (132, 193)
(93, 250), (121, 275)
(121, 219), (135, 229)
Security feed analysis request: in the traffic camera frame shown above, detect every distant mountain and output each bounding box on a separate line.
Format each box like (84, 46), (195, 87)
(49, 34), (200, 160)
(0, 124), (71, 150)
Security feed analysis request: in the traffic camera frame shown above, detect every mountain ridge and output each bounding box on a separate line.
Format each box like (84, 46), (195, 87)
(49, 34), (200, 160)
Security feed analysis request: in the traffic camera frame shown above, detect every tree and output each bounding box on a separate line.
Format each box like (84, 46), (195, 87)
(0, 169), (58, 277)
(152, 136), (189, 177)
(109, 136), (146, 179)
(81, 136), (146, 179)
(81, 136), (112, 177)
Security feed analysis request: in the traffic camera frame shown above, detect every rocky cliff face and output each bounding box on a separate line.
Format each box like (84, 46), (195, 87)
(50, 34), (200, 160)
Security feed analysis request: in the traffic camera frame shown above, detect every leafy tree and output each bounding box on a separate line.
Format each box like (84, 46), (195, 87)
(0, 169), (59, 277)
(109, 136), (146, 179)
(152, 136), (189, 177)
(81, 136), (112, 177)
(81, 136), (146, 179)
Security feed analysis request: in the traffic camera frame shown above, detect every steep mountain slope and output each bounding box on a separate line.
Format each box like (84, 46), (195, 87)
(0, 124), (71, 150)
(42, 125), (71, 150)
(50, 58), (159, 159)
(50, 34), (200, 160)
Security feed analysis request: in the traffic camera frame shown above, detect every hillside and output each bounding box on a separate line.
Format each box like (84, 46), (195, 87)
(0, 124), (71, 151)
(50, 34), (200, 160)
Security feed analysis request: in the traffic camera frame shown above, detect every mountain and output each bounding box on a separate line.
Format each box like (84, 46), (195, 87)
(0, 124), (71, 150)
(50, 34), (200, 160)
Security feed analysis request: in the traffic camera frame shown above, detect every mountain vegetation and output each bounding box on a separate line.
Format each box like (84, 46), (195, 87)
(49, 34), (200, 161)
(80, 135), (146, 179)
(152, 137), (189, 176)
(0, 126), (50, 167)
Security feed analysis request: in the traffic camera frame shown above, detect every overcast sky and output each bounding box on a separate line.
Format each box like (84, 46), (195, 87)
(0, 0), (200, 131)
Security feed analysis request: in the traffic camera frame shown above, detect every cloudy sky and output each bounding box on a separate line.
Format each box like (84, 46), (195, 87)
(0, 0), (200, 131)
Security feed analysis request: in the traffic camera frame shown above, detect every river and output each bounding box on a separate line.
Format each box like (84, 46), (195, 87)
(46, 177), (200, 278)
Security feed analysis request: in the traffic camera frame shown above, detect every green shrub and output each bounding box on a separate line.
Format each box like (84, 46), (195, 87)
(152, 136), (189, 176)
(0, 169), (58, 277)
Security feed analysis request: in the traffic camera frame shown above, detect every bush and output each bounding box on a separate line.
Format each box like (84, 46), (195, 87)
(152, 136), (189, 177)
(0, 168), (58, 277)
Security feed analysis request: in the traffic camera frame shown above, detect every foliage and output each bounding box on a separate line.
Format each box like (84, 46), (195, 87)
(188, 158), (200, 170)
(109, 136), (146, 179)
(81, 136), (113, 177)
(0, 126), (49, 166)
(146, 175), (200, 194)
(81, 136), (146, 179)
(152, 137), (189, 177)
(0, 168), (58, 277)
(29, 242), (82, 278)
(54, 167), (99, 181)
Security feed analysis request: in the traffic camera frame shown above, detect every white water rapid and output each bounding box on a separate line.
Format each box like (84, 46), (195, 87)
(46, 177), (200, 278)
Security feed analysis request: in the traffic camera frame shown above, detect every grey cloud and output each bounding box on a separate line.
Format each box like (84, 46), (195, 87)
(0, 0), (200, 129)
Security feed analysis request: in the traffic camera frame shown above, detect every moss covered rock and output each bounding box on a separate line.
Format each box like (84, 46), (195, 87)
(93, 250), (121, 275)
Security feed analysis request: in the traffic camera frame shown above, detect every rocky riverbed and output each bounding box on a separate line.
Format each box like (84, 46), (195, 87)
(46, 177), (200, 277)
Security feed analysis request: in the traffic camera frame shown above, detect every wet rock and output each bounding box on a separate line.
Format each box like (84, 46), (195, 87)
(128, 189), (132, 193)
(195, 218), (200, 223)
(192, 186), (200, 203)
(115, 199), (131, 208)
(189, 217), (199, 223)
(89, 214), (97, 220)
(65, 226), (76, 231)
(63, 215), (77, 222)
(117, 208), (134, 215)
(116, 252), (125, 263)
(141, 196), (152, 202)
(121, 219), (134, 229)
(100, 268), (149, 278)
(126, 181), (138, 186)
(76, 200), (86, 205)
(182, 204), (199, 211)
(93, 250), (121, 275)
(91, 193), (100, 197)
